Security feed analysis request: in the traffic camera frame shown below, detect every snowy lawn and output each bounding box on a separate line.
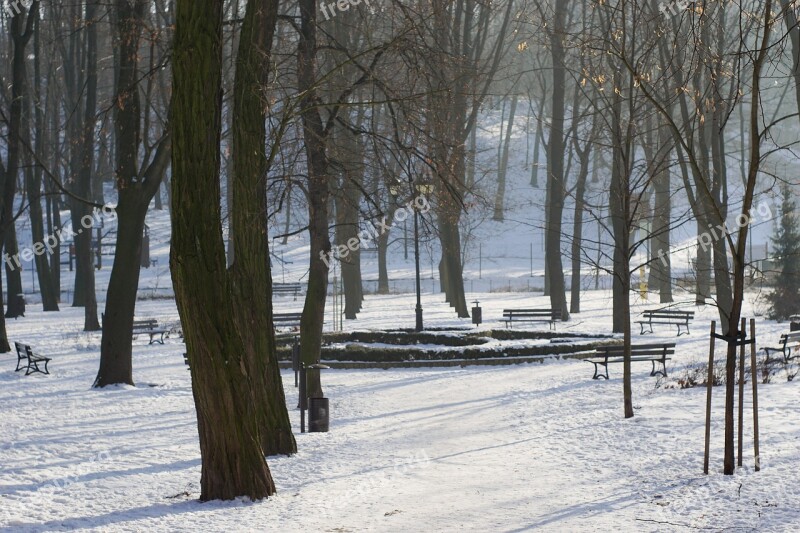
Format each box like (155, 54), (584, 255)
(1, 292), (799, 532)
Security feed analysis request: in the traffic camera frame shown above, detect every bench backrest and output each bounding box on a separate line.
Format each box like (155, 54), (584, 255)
(643, 310), (694, 319)
(273, 313), (303, 323)
(597, 343), (676, 357)
(503, 308), (560, 319)
(132, 319), (158, 328)
(14, 341), (26, 357)
(273, 283), (303, 292)
(779, 331), (800, 345)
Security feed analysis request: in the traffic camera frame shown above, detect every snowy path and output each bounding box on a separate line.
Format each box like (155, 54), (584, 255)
(1, 294), (799, 531)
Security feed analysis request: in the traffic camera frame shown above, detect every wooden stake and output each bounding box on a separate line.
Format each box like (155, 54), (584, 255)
(704, 321), (716, 475)
(750, 318), (760, 471)
(738, 317), (745, 467)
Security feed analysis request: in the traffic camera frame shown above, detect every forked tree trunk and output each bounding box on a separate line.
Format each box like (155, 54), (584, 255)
(172, 0), (276, 500)
(96, 0), (171, 387)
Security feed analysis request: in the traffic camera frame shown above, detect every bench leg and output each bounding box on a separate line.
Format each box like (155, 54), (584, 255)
(15, 358), (24, 372)
(640, 321), (653, 335)
(592, 361), (609, 380)
(26, 361), (44, 376)
(676, 323), (689, 336)
(651, 359), (668, 378)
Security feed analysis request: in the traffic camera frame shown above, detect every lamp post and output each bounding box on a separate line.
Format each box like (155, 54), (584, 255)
(390, 175), (432, 332)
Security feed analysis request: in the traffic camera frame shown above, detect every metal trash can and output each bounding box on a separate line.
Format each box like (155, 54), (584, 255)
(308, 397), (329, 432)
(791, 315), (800, 331)
(472, 300), (482, 327)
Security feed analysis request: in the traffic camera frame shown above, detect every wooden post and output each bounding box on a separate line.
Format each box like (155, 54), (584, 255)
(750, 318), (760, 471)
(704, 321), (716, 475)
(737, 317), (746, 467)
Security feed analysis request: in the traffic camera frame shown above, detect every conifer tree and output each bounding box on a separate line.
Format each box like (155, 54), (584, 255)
(767, 185), (800, 320)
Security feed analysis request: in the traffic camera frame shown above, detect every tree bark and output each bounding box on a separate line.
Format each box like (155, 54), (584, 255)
(172, 0), (276, 500)
(545, 0), (570, 321)
(96, 0), (173, 387)
(297, 0), (331, 398)
(493, 93), (517, 221)
(2, 3), (38, 319)
(230, 0), (296, 456)
(29, 16), (59, 311)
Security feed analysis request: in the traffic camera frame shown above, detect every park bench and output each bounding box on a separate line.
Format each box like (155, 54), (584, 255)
(273, 283), (303, 300)
(763, 331), (800, 364)
(132, 318), (169, 345)
(586, 343), (675, 380)
(14, 341), (52, 376)
(502, 308), (560, 330)
(273, 312), (302, 332)
(637, 309), (694, 336)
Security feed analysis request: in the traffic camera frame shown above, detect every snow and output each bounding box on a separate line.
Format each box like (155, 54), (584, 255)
(2, 291), (799, 532)
(1, 102), (796, 531)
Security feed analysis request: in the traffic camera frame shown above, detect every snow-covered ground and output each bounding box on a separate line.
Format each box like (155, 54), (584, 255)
(2, 290), (799, 532)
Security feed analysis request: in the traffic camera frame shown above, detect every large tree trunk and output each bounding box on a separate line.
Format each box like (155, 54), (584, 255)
(72, 0), (101, 331)
(298, 0), (331, 399)
(29, 19), (59, 312)
(95, 0), (171, 386)
(96, 201), (147, 386)
(545, 0), (570, 321)
(230, 0), (295, 456)
(172, 0), (276, 500)
(2, 4), (38, 319)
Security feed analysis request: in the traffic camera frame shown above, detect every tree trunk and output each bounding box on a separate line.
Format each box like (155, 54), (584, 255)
(570, 136), (591, 314)
(96, 202), (147, 387)
(172, 0), (276, 500)
(545, 0), (570, 321)
(531, 97), (545, 188)
(2, 4), (38, 319)
(72, 0), (101, 331)
(648, 120), (674, 304)
(298, 0), (330, 399)
(493, 94), (517, 221)
(29, 19), (59, 312)
(230, 0), (296, 456)
(96, 0), (172, 386)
